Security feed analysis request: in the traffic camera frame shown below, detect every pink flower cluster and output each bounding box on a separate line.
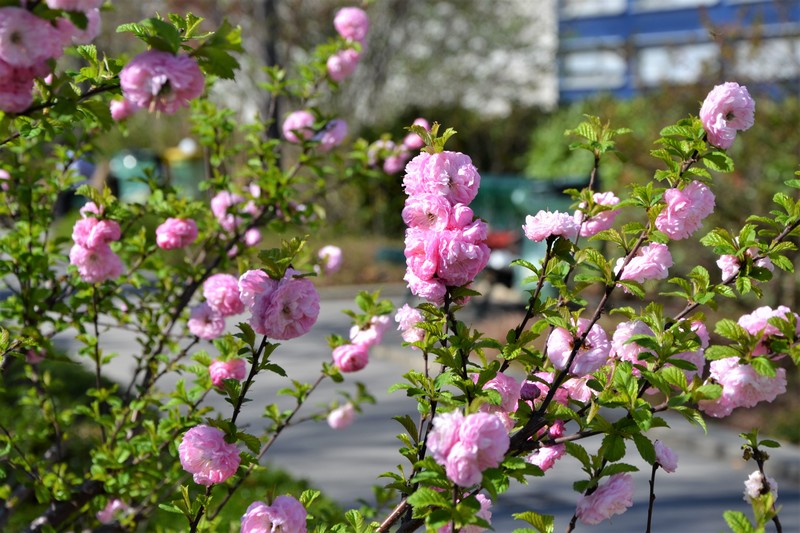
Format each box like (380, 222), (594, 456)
(209, 358), (247, 388)
(698, 357), (787, 418)
(655, 180), (715, 240)
(209, 186), (265, 253)
(155, 217), (198, 249)
(527, 443), (566, 472)
(427, 410), (509, 487)
(368, 118), (430, 174)
(547, 318), (611, 377)
(437, 493), (493, 533)
(282, 111), (348, 152)
(395, 303), (425, 347)
(328, 5), (370, 85)
(333, 313), (391, 373)
(240, 495), (307, 533)
(117, 49), (204, 117)
(576, 473), (635, 525)
(401, 150), (489, 304)
(717, 247), (774, 281)
(615, 242), (673, 288)
(699, 82), (755, 150)
(188, 269), (319, 342)
(738, 305), (800, 355)
(575, 192), (620, 238)
(178, 425), (240, 486)
(69, 204), (124, 284)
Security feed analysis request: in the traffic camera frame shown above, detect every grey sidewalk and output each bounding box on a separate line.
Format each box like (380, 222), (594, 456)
(60, 286), (800, 532)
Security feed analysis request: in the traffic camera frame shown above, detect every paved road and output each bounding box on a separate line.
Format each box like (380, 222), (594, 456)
(58, 286), (800, 532)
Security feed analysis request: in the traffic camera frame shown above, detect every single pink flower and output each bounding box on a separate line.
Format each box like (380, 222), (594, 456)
(456, 412), (509, 472)
(69, 243), (124, 284)
(0, 8), (63, 68)
(318, 245), (343, 274)
(350, 314), (391, 348)
(243, 228), (262, 247)
(698, 357), (787, 417)
(120, 50), (204, 114)
(209, 358), (247, 388)
(402, 151), (481, 205)
(203, 274), (245, 317)
(654, 440), (678, 473)
(282, 110), (316, 143)
(241, 496), (307, 533)
(178, 425), (240, 486)
(333, 7), (369, 43)
(699, 82), (755, 150)
(435, 229), (491, 287)
(743, 470), (778, 503)
(473, 372), (521, 413)
(96, 498), (131, 525)
(238, 269), (277, 310)
(56, 7), (101, 45)
(655, 181), (715, 240)
(615, 243), (673, 286)
(576, 473), (635, 525)
(315, 119), (348, 152)
(527, 444), (566, 472)
(249, 275), (319, 340)
(523, 210), (579, 242)
(155, 218), (198, 250)
(395, 303), (425, 345)
(109, 98), (139, 121)
(383, 151), (410, 175)
(403, 118), (430, 151)
(402, 193), (452, 231)
(575, 191), (620, 238)
(326, 48), (360, 82)
(547, 318), (610, 377)
(327, 402), (356, 429)
(332, 343), (369, 373)
(187, 302), (225, 340)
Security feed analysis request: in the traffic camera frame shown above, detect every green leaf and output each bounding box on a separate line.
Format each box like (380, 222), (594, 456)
(407, 487), (450, 509)
(632, 433), (656, 464)
(723, 510), (755, 533)
(600, 434), (626, 462)
(512, 511), (555, 533)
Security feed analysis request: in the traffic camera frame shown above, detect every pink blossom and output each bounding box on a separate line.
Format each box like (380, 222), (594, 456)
(178, 425), (240, 486)
(474, 372), (521, 413)
(743, 470), (778, 503)
(445, 440), (485, 487)
(203, 274), (245, 317)
(46, 0), (103, 9)
(72, 217), (121, 250)
(69, 243), (124, 284)
(576, 473), (635, 525)
(655, 181), (715, 240)
(350, 314), (391, 348)
(187, 302), (225, 340)
(96, 498), (131, 525)
(402, 193), (452, 231)
(427, 410), (465, 464)
(654, 440), (678, 473)
(615, 243), (673, 285)
(738, 305), (799, 356)
(209, 358), (247, 388)
(717, 247), (774, 282)
(0, 8), (63, 68)
(155, 218), (198, 250)
(120, 50), (204, 114)
(403, 118), (430, 151)
(333, 7), (369, 43)
(562, 376), (595, 403)
(80, 201), (102, 217)
(527, 444), (566, 472)
(523, 372), (569, 406)
(210, 191), (245, 232)
(57, 8), (101, 45)
(241, 496), (307, 533)
(383, 150), (410, 175)
(547, 318), (610, 377)
(523, 210), (579, 242)
(699, 82), (755, 150)
(25, 349), (45, 365)
(332, 343), (369, 373)
(326, 48), (360, 82)
(698, 357), (787, 417)
(327, 402), (355, 429)
(282, 110), (316, 143)
(318, 245), (343, 274)
(395, 304), (425, 344)
(452, 412), (509, 477)
(238, 270), (276, 310)
(435, 229), (491, 287)
(0, 65), (34, 113)
(109, 98), (139, 121)
(249, 275), (320, 340)
(575, 192), (620, 238)
(610, 320), (654, 373)
(315, 119), (348, 152)
(403, 269), (446, 305)
(243, 228), (262, 247)
(437, 494), (492, 533)
(402, 151), (481, 205)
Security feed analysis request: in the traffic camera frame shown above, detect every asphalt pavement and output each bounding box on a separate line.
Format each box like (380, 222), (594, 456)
(56, 284), (800, 532)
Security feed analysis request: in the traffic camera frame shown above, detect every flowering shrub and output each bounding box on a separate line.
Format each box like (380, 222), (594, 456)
(0, 3), (798, 533)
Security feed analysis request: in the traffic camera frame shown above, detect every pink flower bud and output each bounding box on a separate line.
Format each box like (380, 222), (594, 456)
(332, 343), (369, 372)
(327, 402), (356, 429)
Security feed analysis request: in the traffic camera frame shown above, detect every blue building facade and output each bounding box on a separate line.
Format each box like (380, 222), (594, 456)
(558, 0), (800, 101)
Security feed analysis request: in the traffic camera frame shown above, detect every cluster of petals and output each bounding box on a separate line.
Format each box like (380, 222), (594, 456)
(249, 270), (320, 340)
(737, 305), (799, 356)
(57, 8), (102, 46)
(401, 151), (488, 303)
(523, 210), (579, 243)
(395, 303), (425, 345)
(327, 47), (361, 82)
(576, 473), (635, 525)
(743, 470), (778, 503)
(240, 495), (307, 533)
(69, 210), (124, 284)
(427, 410), (510, 487)
(437, 493), (492, 533)
(188, 302), (226, 340)
(699, 82), (755, 150)
(655, 181), (715, 240)
(473, 372), (520, 430)
(282, 110), (316, 143)
(314, 119), (348, 152)
(527, 443), (566, 472)
(654, 440), (678, 473)
(698, 357), (787, 418)
(717, 247), (774, 281)
(332, 342), (369, 373)
(350, 315), (391, 348)
(96, 498), (131, 525)
(669, 321), (709, 383)
(403, 118), (430, 151)
(317, 244), (343, 274)
(119, 49), (204, 115)
(522, 371), (595, 407)
(333, 7), (369, 44)
(547, 318), (611, 377)
(327, 402), (355, 429)
(574, 192), (620, 238)
(610, 320), (654, 373)
(615, 243), (673, 286)
(155, 217), (198, 249)
(208, 358), (247, 388)
(203, 274), (245, 317)
(210, 190), (248, 233)
(178, 425), (240, 486)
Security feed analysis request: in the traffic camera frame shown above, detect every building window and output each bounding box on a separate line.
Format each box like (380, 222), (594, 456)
(561, 50), (627, 90)
(633, 0), (718, 11)
(637, 43), (719, 86)
(561, 0), (626, 19)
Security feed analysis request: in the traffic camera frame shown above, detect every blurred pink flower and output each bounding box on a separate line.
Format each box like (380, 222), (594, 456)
(282, 110), (315, 143)
(318, 245), (343, 274)
(187, 302), (225, 340)
(120, 50), (204, 114)
(241, 496), (307, 533)
(326, 48), (360, 82)
(315, 119), (348, 152)
(576, 473), (634, 525)
(327, 402), (356, 429)
(109, 98), (139, 121)
(654, 440), (678, 473)
(0, 8), (63, 67)
(209, 358), (247, 388)
(700, 82), (755, 149)
(395, 304), (424, 345)
(333, 7), (369, 43)
(96, 498), (131, 525)
(350, 314), (391, 348)
(332, 343), (369, 373)
(403, 118), (430, 151)
(178, 425), (240, 486)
